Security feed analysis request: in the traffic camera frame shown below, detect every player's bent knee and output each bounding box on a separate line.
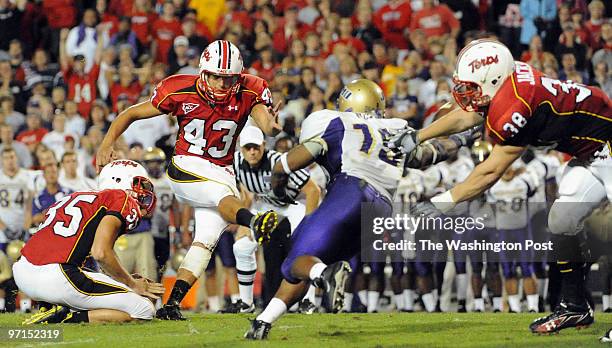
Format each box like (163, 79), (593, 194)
(281, 258), (300, 284)
(548, 199), (583, 236)
(180, 244), (213, 278)
(233, 237), (257, 269)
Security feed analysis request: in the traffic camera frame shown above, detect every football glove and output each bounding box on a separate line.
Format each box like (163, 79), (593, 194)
(386, 127), (419, 154)
(410, 201), (444, 218)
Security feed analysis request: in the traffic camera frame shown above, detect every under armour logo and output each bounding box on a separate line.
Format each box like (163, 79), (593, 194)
(182, 103), (199, 114)
(228, 105), (238, 111)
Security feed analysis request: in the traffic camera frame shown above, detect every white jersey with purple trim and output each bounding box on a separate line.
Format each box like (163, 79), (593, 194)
(395, 169), (426, 209)
(487, 174), (535, 230)
(0, 169), (35, 238)
(150, 175), (174, 239)
(438, 155), (474, 215)
(299, 110), (407, 201)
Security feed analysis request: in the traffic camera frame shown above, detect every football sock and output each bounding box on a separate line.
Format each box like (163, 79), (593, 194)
(367, 291), (379, 313)
(552, 234), (586, 305)
(403, 289), (415, 311)
(603, 294), (610, 310)
(527, 294), (539, 312)
(537, 278), (548, 299)
(456, 274), (468, 301)
(208, 295), (220, 312)
(309, 263), (327, 282)
(230, 294), (240, 303)
(0, 298), (5, 311)
(508, 295), (521, 312)
(236, 208), (255, 227)
(167, 279), (191, 307)
(357, 290), (368, 306)
(234, 237), (258, 306)
(344, 293), (353, 312)
(63, 310), (89, 323)
(492, 297), (503, 311)
(305, 284), (316, 303)
(20, 299), (31, 312)
(394, 293), (404, 310)
(315, 295), (322, 307)
(257, 298), (287, 324)
(474, 298), (485, 312)
(422, 292), (436, 312)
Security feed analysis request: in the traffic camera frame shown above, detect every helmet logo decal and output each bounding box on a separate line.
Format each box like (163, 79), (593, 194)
(468, 55), (499, 73)
(203, 49), (211, 62)
(340, 87), (352, 100)
(182, 102), (200, 114)
(110, 160), (138, 168)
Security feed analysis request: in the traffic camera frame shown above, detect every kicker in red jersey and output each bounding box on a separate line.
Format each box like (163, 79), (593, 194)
(485, 61), (612, 161)
(22, 189), (142, 266)
(150, 73), (273, 166)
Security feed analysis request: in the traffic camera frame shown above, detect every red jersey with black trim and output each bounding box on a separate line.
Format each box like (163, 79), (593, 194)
(22, 189), (142, 266)
(150, 73), (273, 166)
(485, 61), (612, 161)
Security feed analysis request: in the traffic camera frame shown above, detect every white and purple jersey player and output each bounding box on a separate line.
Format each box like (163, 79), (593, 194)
(280, 110), (406, 284)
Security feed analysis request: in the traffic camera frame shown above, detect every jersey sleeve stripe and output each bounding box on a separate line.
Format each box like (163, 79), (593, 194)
(155, 91), (198, 111)
(510, 75), (532, 115)
(486, 117), (505, 142)
(538, 100), (611, 121)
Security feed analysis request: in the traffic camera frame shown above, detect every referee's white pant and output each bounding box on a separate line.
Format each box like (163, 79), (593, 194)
(250, 199), (306, 233)
(13, 257), (155, 319)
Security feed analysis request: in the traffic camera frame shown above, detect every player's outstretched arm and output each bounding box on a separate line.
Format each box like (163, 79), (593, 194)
(92, 215), (165, 299)
(271, 144), (317, 200)
(251, 102), (283, 137)
(405, 127), (481, 169)
(449, 144), (524, 203)
(96, 101), (162, 172)
(417, 103), (484, 142)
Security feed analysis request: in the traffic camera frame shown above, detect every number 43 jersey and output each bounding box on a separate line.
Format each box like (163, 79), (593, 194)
(485, 61), (612, 161)
(299, 110), (407, 201)
(151, 73), (273, 166)
(22, 190), (142, 266)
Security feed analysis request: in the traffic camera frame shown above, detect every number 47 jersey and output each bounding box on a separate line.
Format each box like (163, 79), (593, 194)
(485, 61), (612, 161)
(21, 190), (142, 266)
(150, 73), (273, 166)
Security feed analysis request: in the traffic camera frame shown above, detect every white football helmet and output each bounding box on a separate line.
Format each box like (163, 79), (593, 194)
(453, 39), (515, 112)
(98, 159), (156, 215)
(199, 40), (243, 103)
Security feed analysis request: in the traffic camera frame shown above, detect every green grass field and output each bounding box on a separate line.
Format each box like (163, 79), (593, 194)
(1, 312), (611, 347)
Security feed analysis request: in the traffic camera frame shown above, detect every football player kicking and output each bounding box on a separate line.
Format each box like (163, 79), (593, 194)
(15, 160), (163, 324)
(391, 39), (611, 333)
(96, 40), (284, 320)
(245, 79), (479, 339)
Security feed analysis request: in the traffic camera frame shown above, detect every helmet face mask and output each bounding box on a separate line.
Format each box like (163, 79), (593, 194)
(130, 176), (156, 217)
(199, 40), (243, 104)
(452, 76), (490, 112)
(336, 79), (386, 118)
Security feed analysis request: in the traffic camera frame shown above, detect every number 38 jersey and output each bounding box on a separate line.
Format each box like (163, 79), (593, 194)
(299, 110), (407, 201)
(22, 189), (142, 266)
(485, 61), (612, 161)
(151, 73), (273, 166)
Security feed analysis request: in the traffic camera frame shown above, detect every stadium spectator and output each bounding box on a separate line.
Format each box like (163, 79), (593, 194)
(180, 16), (209, 53)
(592, 22), (612, 72)
(353, 5), (382, 51)
(0, 53), (27, 113)
(109, 65), (143, 112)
(373, 0), (412, 49)
(127, 0), (157, 49)
(42, 113), (76, 160)
(0, 0), (26, 51)
(151, 1), (182, 64)
(418, 57), (450, 109)
(59, 26), (104, 119)
(58, 150), (94, 192)
(65, 8), (104, 72)
(0, 123), (31, 170)
(30, 163), (72, 226)
(96, 0), (119, 38)
(519, 0), (557, 47)
(24, 49), (59, 93)
(386, 75), (418, 123)
(168, 36), (190, 74)
(585, 0), (606, 50)
(110, 16), (142, 60)
(0, 96), (25, 134)
(411, 0), (460, 40)
(16, 113), (47, 152)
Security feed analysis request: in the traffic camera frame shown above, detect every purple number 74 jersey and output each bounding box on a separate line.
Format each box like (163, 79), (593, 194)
(298, 110), (407, 201)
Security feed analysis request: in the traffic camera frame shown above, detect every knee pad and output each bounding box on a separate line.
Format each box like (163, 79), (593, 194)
(233, 237), (258, 271)
(180, 244), (213, 278)
(548, 200), (584, 236)
(193, 207), (229, 249)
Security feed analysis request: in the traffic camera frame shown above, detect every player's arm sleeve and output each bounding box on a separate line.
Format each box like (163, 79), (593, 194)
(248, 78), (274, 108)
(486, 100), (532, 146)
(104, 191), (142, 233)
(150, 78), (178, 114)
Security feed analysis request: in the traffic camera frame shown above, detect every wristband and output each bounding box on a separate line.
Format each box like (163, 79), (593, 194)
(280, 153), (292, 174)
(430, 190), (456, 213)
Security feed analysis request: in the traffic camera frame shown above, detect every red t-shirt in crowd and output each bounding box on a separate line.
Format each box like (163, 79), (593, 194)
(42, 0), (77, 29)
(16, 128), (49, 147)
(110, 81), (143, 112)
(152, 17), (183, 64)
(64, 64), (100, 118)
(410, 5), (459, 38)
(373, 1), (412, 49)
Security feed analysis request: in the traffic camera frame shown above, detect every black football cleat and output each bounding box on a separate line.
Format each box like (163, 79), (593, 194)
(529, 301), (594, 334)
(244, 319), (271, 340)
(23, 305), (70, 325)
(313, 261), (351, 314)
(458, 299), (467, 313)
(156, 304), (186, 321)
(250, 210), (280, 244)
(298, 299), (317, 314)
(220, 300), (255, 314)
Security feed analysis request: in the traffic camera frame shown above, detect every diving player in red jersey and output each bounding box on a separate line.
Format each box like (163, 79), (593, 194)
(390, 39), (611, 334)
(14, 160), (164, 324)
(96, 40), (284, 320)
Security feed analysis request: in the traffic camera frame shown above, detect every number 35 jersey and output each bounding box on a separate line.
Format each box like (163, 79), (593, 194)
(299, 110), (407, 201)
(22, 189), (142, 266)
(485, 61), (612, 161)
(151, 74), (273, 166)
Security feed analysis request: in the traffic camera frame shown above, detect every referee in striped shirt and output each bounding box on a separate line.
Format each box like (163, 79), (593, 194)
(232, 126), (321, 311)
